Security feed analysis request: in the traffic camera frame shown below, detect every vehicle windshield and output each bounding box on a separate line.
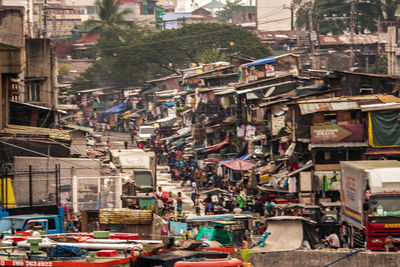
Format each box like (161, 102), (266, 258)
(134, 171), (153, 187)
(368, 196), (400, 217)
(0, 218), (25, 233)
(139, 127), (155, 135)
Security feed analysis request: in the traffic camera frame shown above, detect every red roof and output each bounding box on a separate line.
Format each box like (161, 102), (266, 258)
(365, 148), (400, 155)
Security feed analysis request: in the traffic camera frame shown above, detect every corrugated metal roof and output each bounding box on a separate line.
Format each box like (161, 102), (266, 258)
(360, 103), (400, 112)
(319, 34), (386, 46)
(4, 125), (71, 141)
(299, 101), (360, 115)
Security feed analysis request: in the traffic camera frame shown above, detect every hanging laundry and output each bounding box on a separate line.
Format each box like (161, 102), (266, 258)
(200, 93), (208, 104)
(288, 177), (297, 193)
(245, 125), (256, 140)
(237, 125), (246, 138)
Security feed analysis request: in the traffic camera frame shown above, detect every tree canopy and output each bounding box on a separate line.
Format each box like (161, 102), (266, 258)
(83, 0), (133, 39)
(74, 23), (271, 89)
(293, 0), (400, 35)
(216, 0), (243, 22)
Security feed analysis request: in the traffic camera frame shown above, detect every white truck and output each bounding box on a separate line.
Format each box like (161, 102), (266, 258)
(340, 160), (400, 250)
(110, 149), (156, 195)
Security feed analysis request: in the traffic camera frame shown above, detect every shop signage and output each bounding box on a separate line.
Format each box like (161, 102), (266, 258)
(311, 124), (363, 143)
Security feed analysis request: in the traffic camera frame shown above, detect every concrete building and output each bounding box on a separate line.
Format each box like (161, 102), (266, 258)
(0, 6), (25, 132)
(385, 23), (400, 75)
(24, 38), (58, 110)
(256, 0), (292, 31)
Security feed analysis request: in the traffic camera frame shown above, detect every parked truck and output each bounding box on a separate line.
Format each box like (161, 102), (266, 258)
(340, 160), (400, 250)
(0, 205), (65, 235)
(110, 149), (157, 196)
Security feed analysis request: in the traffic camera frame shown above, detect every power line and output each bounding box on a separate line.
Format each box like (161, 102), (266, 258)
(0, 140), (107, 173)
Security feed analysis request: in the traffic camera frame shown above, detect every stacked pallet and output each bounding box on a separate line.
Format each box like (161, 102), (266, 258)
(99, 209), (152, 225)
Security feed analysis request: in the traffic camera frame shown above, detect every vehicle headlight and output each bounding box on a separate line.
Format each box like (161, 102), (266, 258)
(370, 239), (383, 243)
(393, 238), (400, 242)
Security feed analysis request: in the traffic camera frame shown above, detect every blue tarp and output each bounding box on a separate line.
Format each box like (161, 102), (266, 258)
(239, 154), (253, 160)
(103, 103), (126, 114)
(247, 57), (276, 67)
(164, 101), (176, 107)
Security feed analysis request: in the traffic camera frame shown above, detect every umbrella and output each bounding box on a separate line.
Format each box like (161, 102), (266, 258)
(203, 188), (229, 195)
(204, 158), (221, 163)
(222, 159), (256, 171)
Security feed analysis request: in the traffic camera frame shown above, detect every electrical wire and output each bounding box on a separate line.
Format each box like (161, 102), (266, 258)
(0, 140), (107, 173)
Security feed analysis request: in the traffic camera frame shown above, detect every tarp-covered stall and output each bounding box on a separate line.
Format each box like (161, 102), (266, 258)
(368, 111), (400, 147)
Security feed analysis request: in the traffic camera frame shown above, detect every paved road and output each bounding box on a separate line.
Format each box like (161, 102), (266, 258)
(96, 130), (198, 216)
(156, 166), (197, 216)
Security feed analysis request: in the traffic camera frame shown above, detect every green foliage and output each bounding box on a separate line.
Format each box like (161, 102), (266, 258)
(216, 0), (243, 22)
(74, 23), (271, 89)
(83, 0), (133, 38)
(369, 54), (388, 74)
(58, 64), (69, 78)
(294, 0), (387, 34)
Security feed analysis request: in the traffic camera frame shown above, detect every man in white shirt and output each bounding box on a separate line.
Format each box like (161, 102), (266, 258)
(325, 231), (340, 249)
(191, 180), (198, 207)
(233, 204), (243, 214)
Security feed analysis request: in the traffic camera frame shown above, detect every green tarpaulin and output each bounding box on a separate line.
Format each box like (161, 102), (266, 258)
(369, 111), (400, 147)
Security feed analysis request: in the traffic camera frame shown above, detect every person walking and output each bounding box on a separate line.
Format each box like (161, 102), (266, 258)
(176, 192), (183, 215)
(130, 129), (135, 144)
(191, 180), (198, 207)
(195, 195), (201, 216)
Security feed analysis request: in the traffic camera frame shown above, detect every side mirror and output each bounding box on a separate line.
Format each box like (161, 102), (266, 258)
(363, 202), (369, 211)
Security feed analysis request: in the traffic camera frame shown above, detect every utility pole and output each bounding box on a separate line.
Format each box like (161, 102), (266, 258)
(324, 0), (356, 69)
(43, 0), (48, 37)
(283, 3), (295, 31)
(349, 0), (355, 68)
(308, 2), (314, 52)
(376, 18), (380, 73)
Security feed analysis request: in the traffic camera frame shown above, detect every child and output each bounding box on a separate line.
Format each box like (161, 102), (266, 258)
(177, 192), (183, 215)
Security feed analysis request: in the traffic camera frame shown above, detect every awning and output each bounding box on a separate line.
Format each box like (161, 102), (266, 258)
(164, 101), (176, 107)
(222, 159), (256, 171)
(10, 100), (67, 114)
(103, 103), (126, 114)
(247, 56), (276, 67)
(365, 148), (400, 155)
(287, 160), (313, 177)
(237, 81), (296, 95)
(308, 142), (368, 149)
(239, 154), (253, 160)
(198, 137), (229, 153)
(298, 101), (360, 115)
(122, 110), (141, 119)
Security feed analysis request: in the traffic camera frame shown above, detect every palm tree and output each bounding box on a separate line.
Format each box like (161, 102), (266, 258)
(84, 0), (133, 38)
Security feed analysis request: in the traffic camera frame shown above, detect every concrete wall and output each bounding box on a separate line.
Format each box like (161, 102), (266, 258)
(251, 250), (400, 267)
(25, 38), (53, 108)
(13, 156), (101, 208)
(0, 7), (25, 49)
(0, 7), (24, 132)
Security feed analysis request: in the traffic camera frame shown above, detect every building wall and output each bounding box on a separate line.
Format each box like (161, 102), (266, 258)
(257, 0), (291, 31)
(25, 38), (54, 108)
(387, 26), (399, 75)
(0, 7), (25, 132)
(13, 156), (101, 207)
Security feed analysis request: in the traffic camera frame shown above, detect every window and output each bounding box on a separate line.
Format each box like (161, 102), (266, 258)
(26, 81), (41, 102)
(47, 218), (56, 230)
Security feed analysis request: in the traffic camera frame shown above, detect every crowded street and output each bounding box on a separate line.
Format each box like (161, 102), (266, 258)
(3, 1), (400, 265)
